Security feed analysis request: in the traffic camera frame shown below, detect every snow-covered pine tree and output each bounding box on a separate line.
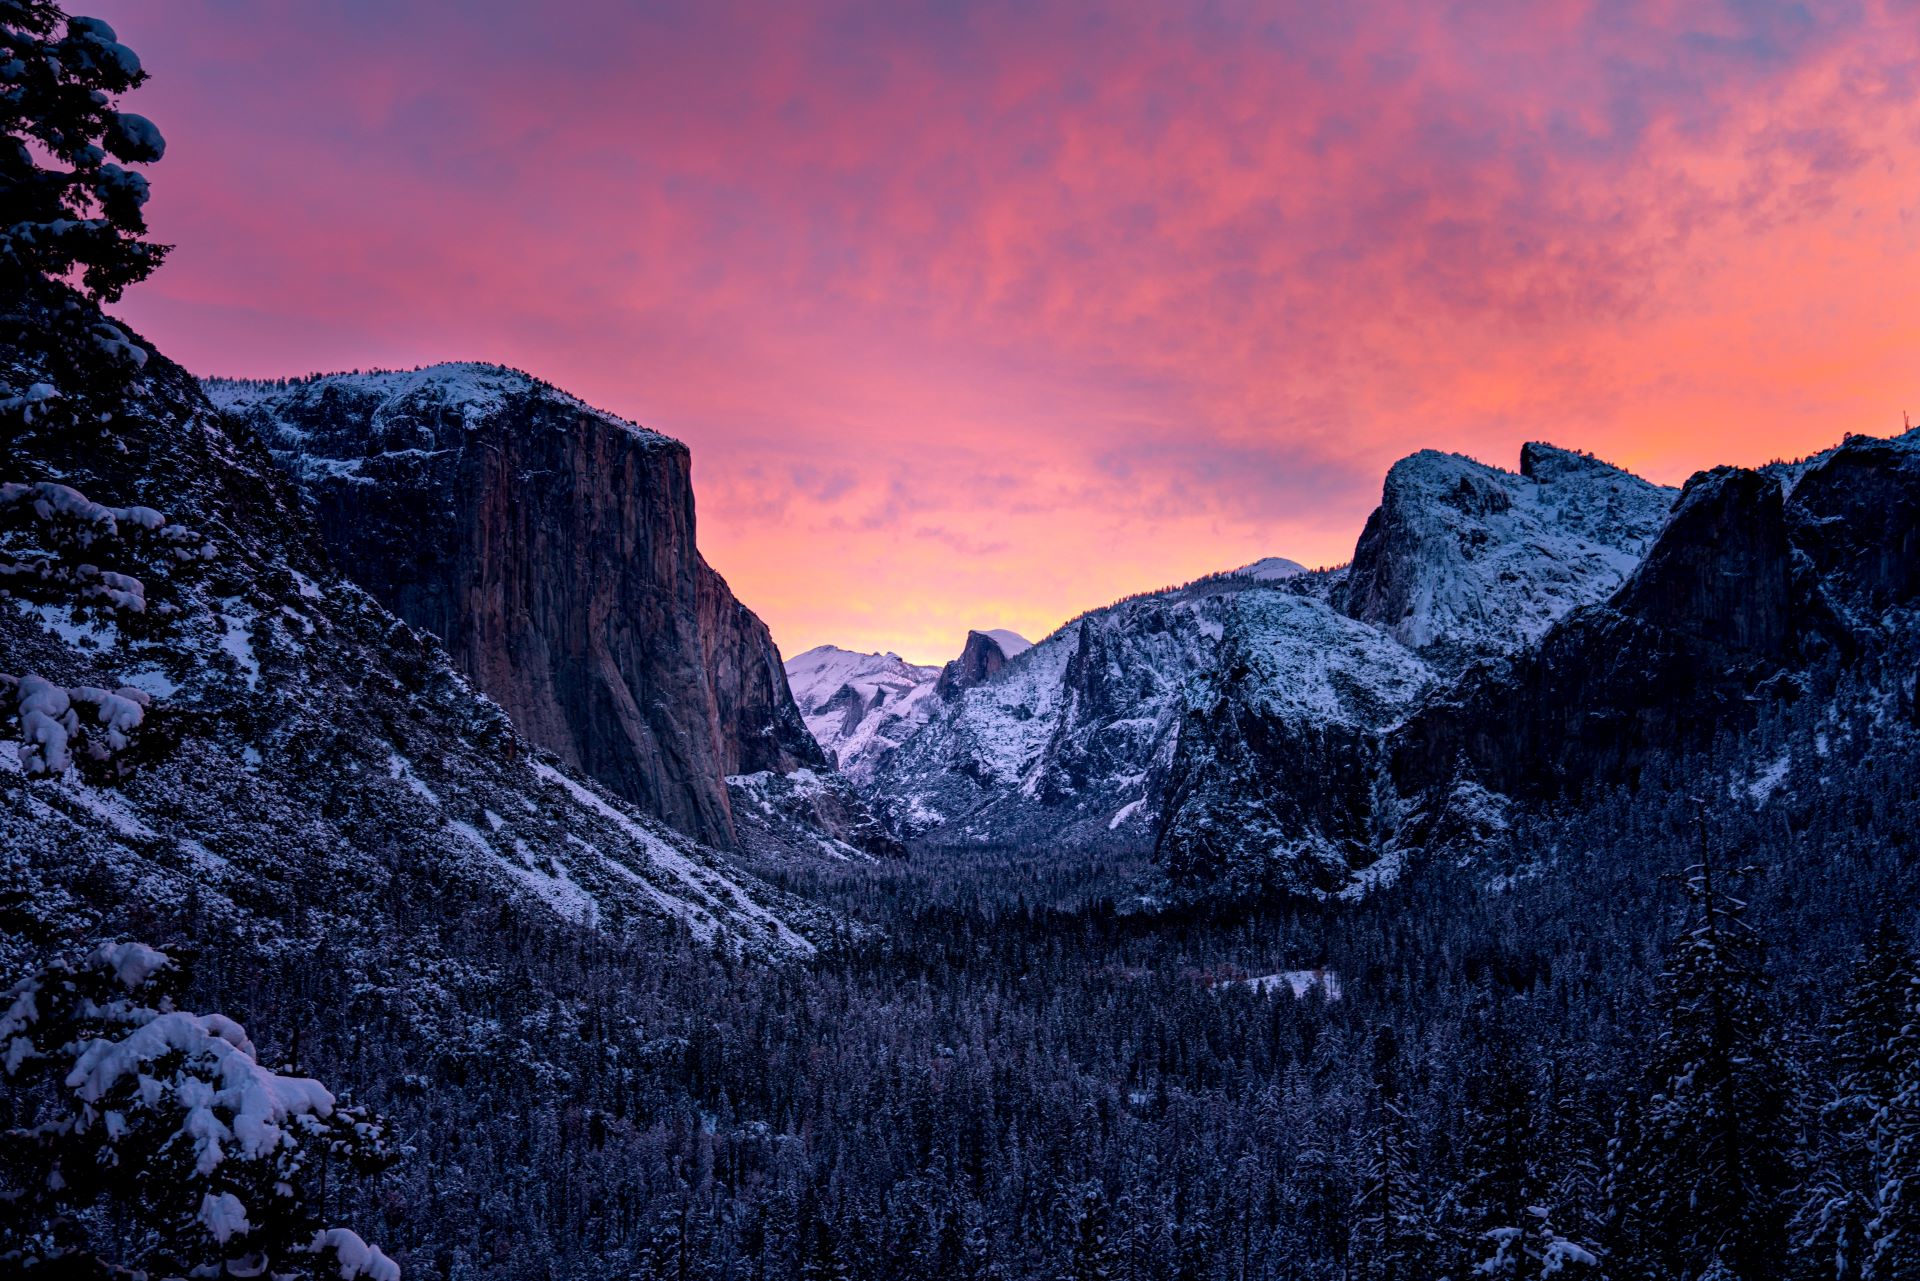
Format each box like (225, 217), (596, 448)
(1796, 919), (1920, 1280)
(1450, 1005), (1602, 1277)
(1, 0), (173, 463)
(0, 1), (167, 301)
(1619, 840), (1793, 1281)
(0, 942), (400, 1279)
(1349, 1029), (1439, 1281)
(1060, 1181), (1118, 1281)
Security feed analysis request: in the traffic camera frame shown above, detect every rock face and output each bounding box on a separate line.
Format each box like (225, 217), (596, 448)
(206, 365), (824, 848)
(1154, 592), (1435, 900)
(1784, 432), (1920, 615)
(4, 289), (827, 961)
(1342, 443), (1673, 667)
(727, 766), (906, 860)
(934, 629), (1026, 698)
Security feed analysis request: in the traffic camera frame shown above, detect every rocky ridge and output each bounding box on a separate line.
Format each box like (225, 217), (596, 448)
(3, 291), (827, 971)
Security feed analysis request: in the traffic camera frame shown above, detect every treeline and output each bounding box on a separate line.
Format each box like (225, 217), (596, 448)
(144, 697), (1920, 1281)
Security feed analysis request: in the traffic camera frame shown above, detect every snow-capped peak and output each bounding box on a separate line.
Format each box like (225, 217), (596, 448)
(1230, 557), (1308, 582)
(783, 645), (942, 780)
(1344, 442), (1674, 662)
(981, 628), (1032, 657)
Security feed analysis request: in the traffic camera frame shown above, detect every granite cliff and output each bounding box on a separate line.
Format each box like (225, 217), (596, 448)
(207, 366), (824, 848)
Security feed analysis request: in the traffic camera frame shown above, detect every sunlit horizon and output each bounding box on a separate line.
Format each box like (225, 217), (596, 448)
(93, 0), (1920, 665)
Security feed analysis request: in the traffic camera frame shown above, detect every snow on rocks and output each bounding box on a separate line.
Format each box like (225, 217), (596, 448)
(1345, 443), (1674, 664)
(204, 362), (673, 457)
(864, 573), (1295, 851)
(1229, 556), (1308, 581)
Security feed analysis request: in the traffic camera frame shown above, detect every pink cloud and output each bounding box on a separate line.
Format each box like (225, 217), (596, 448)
(92, 0), (1920, 662)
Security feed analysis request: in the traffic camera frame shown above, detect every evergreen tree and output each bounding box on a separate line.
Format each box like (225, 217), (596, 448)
(1061, 1182), (1119, 1281)
(1621, 846), (1792, 1280)
(1, 0), (167, 300)
(1350, 1029), (1438, 1281)
(1797, 920), (1920, 1280)
(1452, 1009), (1602, 1278)
(0, 941), (398, 1279)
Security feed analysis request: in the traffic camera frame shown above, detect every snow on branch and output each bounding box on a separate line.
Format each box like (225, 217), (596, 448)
(0, 477), (212, 619)
(1, 672), (149, 774)
(0, 940), (401, 1277)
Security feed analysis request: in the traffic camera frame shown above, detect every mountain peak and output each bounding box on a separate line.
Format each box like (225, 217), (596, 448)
(1347, 443), (1675, 659)
(936, 629), (1026, 698)
(1230, 556), (1308, 581)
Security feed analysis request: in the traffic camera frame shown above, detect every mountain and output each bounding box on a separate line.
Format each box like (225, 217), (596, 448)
(1154, 589), (1436, 899)
(205, 365), (824, 849)
(784, 644), (941, 777)
(2, 291), (827, 962)
(813, 447), (1675, 866)
(1164, 431), (1920, 903)
(1229, 556), (1308, 581)
(860, 571), (1315, 852)
(802, 443), (1686, 886)
(1341, 443), (1674, 668)
(1388, 433), (1920, 828)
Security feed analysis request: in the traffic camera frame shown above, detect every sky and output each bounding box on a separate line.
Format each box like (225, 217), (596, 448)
(93, 0), (1920, 665)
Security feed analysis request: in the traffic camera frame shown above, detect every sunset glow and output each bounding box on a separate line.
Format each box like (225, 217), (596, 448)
(96, 0), (1920, 663)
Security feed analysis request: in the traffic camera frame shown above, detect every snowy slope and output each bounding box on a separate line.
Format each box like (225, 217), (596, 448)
(982, 628), (1033, 657)
(8, 326), (827, 960)
(784, 645), (942, 779)
(1230, 557), (1308, 581)
(1344, 443), (1674, 666)
(863, 572), (1343, 851)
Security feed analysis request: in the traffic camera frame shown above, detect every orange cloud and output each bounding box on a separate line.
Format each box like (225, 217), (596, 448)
(97, 0), (1920, 662)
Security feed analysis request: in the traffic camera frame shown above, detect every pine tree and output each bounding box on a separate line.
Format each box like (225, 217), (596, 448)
(1797, 920), (1920, 1280)
(0, 941), (398, 1278)
(1621, 839), (1792, 1280)
(1350, 1029), (1438, 1281)
(1452, 1009), (1602, 1278)
(1, 0), (168, 300)
(1061, 1181), (1119, 1281)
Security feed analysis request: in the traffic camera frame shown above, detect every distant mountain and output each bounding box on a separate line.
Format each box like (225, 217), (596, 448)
(207, 365), (827, 849)
(1229, 556), (1308, 581)
(785, 644), (941, 779)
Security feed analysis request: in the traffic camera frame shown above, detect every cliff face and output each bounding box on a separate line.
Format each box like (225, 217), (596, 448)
(934, 630), (1017, 698)
(206, 365), (824, 847)
(1342, 444), (1673, 668)
(1384, 439), (1920, 851)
